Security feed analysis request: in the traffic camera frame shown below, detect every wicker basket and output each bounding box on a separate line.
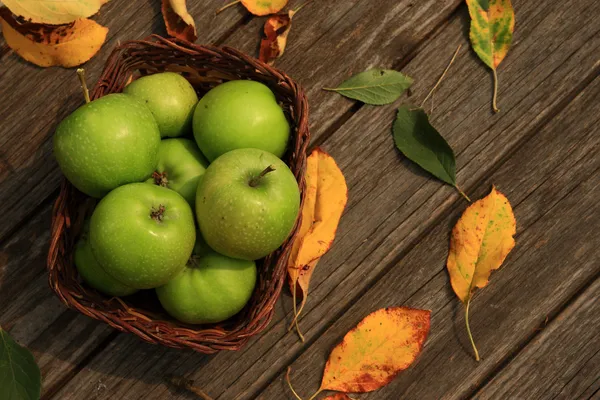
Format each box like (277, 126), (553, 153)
(46, 35), (309, 353)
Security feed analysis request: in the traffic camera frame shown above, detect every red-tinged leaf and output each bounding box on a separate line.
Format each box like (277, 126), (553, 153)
(323, 394), (352, 400)
(162, 0), (197, 42)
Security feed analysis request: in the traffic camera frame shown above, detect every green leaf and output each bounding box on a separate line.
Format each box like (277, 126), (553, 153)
(0, 327), (41, 400)
(393, 106), (469, 201)
(466, 0), (515, 112)
(324, 69), (413, 105)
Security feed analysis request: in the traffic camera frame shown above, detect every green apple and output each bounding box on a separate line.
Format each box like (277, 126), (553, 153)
(192, 80), (290, 161)
(90, 183), (196, 289)
(196, 148), (300, 260)
(74, 221), (137, 297)
(53, 93), (160, 198)
(156, 237), (257, 324)
(147, 138), (209, 207)
(124, 72), (198, 138)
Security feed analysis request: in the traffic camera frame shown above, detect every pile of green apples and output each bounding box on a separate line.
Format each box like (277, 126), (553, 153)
(54, 72), (300, 325)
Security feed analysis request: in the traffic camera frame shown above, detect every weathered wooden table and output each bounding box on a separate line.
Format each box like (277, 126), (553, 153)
(1, 0), (599, 398)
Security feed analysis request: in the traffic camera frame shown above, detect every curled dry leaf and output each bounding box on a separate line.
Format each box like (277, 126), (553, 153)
(3, 0), (109, 24)
(287, 148), (347, 341)
(0, 8), (108, 67)
(447, 186), (516, 360)
(259, 9), (295, 65)
(308, 307), (430, 397)
(162, 0), (197, 42)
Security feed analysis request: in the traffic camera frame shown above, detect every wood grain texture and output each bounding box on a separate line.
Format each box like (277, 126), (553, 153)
(477, 278), (600, 400)
(49, 0), (600, 399)
(0, 0), (247, 243)
(257, 75), (600, 399)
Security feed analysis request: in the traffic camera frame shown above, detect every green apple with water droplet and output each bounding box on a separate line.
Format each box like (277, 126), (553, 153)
(90, 183), (196, 289)
(156, 237), (257, 324)
(124, 72), (198, 138)
(195, 148), (300, 260)
(53, 93), (160, 198)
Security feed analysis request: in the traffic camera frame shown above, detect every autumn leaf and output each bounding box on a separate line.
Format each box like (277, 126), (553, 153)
(3, 0), (109, 24)
(288, 148), (347, 341)
(216, 0), (288, 16)
(324, 69), (413, 105)
(287, 307), (430, 399)
(0, 8), (108, 68)
(259, 10), (295, 65)
(162, 0), (197, 42)
(0, 326), (41, 400)
(466, 0), (515, 112)
(322, 394), (352, 400)
(393, 106), (469, 201)
(447, 186), (516, 360)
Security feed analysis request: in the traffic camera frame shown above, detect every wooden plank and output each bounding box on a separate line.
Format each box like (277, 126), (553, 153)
(50, 0), (600, 398)
(476, 278), (600, 400)
(257, 77), (600, 399)
(0, 0), (247, 242)
(222, 0), (462, 142)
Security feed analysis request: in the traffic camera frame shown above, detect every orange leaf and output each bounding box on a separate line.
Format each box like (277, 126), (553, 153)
(259, 10), (294, 65)
(162, 0), (197, 42)
(287, 148), (347, 340)
(318, 307), (430, 394)
(446, 185), (516, 360)
(242, 0), (288, 16)
(0, 7), (107, 68)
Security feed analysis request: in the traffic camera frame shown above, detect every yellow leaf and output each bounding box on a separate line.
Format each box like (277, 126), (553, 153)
(241, 0), (288, 16)
(287, 148), (347, 341)
(0, 8), (108, 68)
(3, 0), (109, 25)
(319, 307), (430, 394)
(162, 0), (197, 42)
(446, 185), (516, 360)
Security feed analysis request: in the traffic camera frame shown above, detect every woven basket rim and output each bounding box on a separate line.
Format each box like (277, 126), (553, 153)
(46, 35), (310, 353)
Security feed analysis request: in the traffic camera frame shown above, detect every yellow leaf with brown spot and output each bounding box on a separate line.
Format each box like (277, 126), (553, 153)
(3, 0), (109, 24)
(162, 0), (197, 42)
(446, 185), (516, 360)
(0, 8), (108, 68)
(287, 148), (347, 341)
(318, 307), (430, 393)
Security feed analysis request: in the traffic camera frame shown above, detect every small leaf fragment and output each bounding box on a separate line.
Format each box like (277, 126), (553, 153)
(393, 106), (469, 200)
(0, 8), (108, 68)
(3, 0), (109, 24)
(324, 69), (413, 105)
(259, 9), (295, 65)
(466, 0), (515, 112)
(0, 327), (42, 400)
(242, 0), (288, 16)
(323, 394), (353, 400)
(446, 186), (516, 360)
(162, 0), (197, 42)
(318, 307), (430, 393)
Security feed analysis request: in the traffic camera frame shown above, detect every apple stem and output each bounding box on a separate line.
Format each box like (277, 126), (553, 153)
(152, 171), (169, 187)
(249, 165), (276, 188)
(76, 68), (91, 104)
(150, 205), (166, 222)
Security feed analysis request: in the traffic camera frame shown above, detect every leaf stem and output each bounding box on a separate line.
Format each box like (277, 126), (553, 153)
(215, 0), (240, 14)
(290, 283), (305, 342)
(77, 68), (90, 104)
(166, 375), (214, 400)
(286, 367), (304, 400)
(307, 388), (323, 400)
(294, 0), (313, 13)
(455, 185), (471, 202)
(420, 44), (462, 109)
(492, 69), (500, 113)
(465, 298), (480, 361)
